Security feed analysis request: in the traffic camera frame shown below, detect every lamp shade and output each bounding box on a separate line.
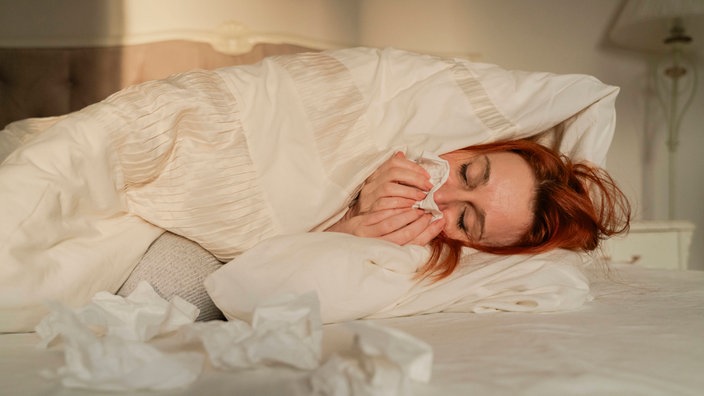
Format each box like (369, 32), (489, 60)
(610, 0), (704, 52)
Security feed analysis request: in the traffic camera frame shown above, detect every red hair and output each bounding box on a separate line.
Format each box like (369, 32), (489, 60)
(419, 139), (631, 280)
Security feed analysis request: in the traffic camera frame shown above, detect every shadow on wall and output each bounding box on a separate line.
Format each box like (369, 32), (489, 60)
(0, 0), (124, 128)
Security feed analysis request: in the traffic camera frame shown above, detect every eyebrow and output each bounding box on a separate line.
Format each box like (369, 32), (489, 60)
(480, 155), (491, 186)
(476, 201), (486, 242)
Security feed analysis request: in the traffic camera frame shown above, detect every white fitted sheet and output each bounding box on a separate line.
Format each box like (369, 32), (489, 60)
(1, 264), (702, 395)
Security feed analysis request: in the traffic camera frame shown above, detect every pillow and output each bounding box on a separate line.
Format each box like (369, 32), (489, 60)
(204, 232), (590, 324)
(118, 232), (225, 321)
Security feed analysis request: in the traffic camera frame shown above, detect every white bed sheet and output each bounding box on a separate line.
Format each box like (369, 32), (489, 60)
(1, 264), (703, 395)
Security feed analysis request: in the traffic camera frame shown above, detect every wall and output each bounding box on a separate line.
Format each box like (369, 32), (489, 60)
(0, 0), (358, 47)
(1, 0), (702, 269)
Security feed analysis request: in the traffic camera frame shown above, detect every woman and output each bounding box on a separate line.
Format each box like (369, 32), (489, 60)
(329, 139), (630, 280)
(0, 47), (628, 331)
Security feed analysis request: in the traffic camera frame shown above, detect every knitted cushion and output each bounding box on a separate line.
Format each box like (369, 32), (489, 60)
(118, 232), (225, 321)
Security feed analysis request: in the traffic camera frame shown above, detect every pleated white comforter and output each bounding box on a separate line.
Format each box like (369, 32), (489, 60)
(0, 47), (619, 332)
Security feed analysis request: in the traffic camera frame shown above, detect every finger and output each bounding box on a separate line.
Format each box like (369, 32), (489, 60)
(385, 167), (434, 191)
(356, 207), (417, 227)
(368, 152), (431, 184)
(364, 169), (429, 193)
(325, 208), (429, 239)
(368, 196), (418, 212)
(324, 209), (403, 237)
(373, 181), (428, 201)
(390, 152), (428, 176)
(408, 217), (446, 246)
(379, 213), (436, 245)
(356, 183), (426, 213)
(360, 208), (426, 236)
(371, 162), (433, 191)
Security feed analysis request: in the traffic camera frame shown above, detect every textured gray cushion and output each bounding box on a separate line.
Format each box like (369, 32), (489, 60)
(118, 232), (225, 321)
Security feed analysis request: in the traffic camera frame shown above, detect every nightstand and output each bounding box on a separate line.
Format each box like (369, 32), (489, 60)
(602, 220), (696, 270)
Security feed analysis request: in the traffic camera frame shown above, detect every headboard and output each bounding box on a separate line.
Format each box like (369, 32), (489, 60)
(0, 35), (322, 128)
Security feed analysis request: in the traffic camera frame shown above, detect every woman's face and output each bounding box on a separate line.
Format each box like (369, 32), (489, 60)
(435, 150), (536, 247)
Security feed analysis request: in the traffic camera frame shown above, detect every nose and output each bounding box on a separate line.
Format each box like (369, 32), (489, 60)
(433, 184), (465, 210)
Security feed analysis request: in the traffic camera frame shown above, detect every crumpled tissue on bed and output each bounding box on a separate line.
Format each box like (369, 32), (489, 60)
(34, 283), (433, 393)
(310, 321), (433, 396)
(35, 282), (203, 391)
(181, 292), (322, 370)
(37, 281), (200, 345)
(412, 152), (449, 221)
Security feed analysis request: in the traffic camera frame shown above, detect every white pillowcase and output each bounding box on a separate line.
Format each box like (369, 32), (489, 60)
(205, 232), (590, 324)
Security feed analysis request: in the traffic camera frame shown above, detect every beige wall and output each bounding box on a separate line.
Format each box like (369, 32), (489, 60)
(1, 0), (702, 269)
(0, 0), (358, 47)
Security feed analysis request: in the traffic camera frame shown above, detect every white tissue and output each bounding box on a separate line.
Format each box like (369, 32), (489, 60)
(412, 152), (449, 221)
(182, 292), (322, 370)
(35, 286), (433, 393)
(35, 283), (203, 391)
(36, 281), (199, 346)
(91, 281), (199, 341)
(310, 321), (433, 396)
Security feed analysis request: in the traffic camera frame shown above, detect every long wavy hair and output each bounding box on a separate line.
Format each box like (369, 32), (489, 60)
(419, 139), (631, 280)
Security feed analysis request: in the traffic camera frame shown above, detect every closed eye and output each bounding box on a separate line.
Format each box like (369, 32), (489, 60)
(460, 162), (469, 185)
(460, 155), (491, 190)
(461, 156), (490, 190)
(457, 206), (477, 242)
(457, 207), (467, 232)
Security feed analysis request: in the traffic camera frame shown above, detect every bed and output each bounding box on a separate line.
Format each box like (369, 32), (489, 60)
(1, 263), (703, 395)
(1, 25), (703, 396)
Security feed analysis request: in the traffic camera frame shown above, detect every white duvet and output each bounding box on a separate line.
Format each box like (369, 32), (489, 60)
(0, 47), (618, 332)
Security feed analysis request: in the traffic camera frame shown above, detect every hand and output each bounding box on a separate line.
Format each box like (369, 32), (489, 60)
(351, 152), (434, 216)
(326, 207), (446, 246)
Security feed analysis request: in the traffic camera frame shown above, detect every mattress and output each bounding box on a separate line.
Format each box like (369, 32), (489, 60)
(1, 263), (702, 395)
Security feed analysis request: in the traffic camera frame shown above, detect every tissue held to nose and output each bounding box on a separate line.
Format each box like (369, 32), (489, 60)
(412, 152), (450, 221)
